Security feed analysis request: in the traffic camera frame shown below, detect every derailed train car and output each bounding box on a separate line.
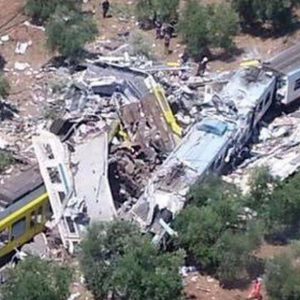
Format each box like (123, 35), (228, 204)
(0, 166), (50, 257)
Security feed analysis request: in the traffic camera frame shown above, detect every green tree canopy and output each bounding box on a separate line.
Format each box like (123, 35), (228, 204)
(265, 252), (300, 300)
(25, 0), (80, 24)
(1, 257), (72, 300)
(135, 0), (155, 23)
(179, 1), (209, 58)
(179, 1), (239, 58)
(246, 167), (300, 238)
(46, 6), (98, 59)
(153, 0), (179, 22)
(173, 178), (261, 284)
(207, 4), (240, 50)
(80, 221), (184, 300)
(135, 0), (179, 23)
(232, 0), (300, 30)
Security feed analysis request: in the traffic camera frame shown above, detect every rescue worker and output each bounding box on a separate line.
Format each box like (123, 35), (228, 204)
(196, 56), (208, 76)
(247, 278), (263, 300)
(155, 20), (162, 39)
(164, 32), (171, 55)
(102, 0), (110, 18)
(164, 23), (175, 38)
(179, 49), (189, 65)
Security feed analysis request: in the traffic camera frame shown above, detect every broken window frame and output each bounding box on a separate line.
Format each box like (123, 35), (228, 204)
(294, 78), (300, 91)
(11, 217), (26, 241)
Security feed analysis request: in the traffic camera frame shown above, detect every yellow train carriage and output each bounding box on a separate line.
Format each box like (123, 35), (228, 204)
(0, 187), (50, 257)
(0, 166), (50, 258)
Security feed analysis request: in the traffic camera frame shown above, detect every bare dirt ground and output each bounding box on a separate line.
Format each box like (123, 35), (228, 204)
(0, 1), (298, 299)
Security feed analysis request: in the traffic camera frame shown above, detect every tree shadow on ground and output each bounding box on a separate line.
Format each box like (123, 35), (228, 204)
(211, 47), (245, 63)
(220, 257), (265, 290)
(220, 277), (251, 290)
(246, 257), (265, 279)
(265, 224), (300, 246)
(241, 19), (300, 40)
(0, 101), (18, 121)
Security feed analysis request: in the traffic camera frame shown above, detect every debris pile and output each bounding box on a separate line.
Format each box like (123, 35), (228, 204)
(126, 66), (277, 240)
(223, 109), (300, 193)
(3, 45), (300, 250)
(32, 59), (191, 250)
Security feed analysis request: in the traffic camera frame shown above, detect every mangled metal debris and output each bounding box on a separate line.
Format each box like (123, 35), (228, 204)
(126, 66), (277, 241)
(223, 110), (300, 193)
(3, 41), (300, 257)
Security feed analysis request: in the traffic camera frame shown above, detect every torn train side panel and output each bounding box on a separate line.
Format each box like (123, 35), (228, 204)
(33, 131), (116, 252)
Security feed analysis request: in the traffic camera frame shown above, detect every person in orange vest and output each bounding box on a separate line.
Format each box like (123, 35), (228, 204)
(247, 277), (263, 300)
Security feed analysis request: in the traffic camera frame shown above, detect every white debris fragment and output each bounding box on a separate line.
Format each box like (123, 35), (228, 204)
(15, 41), (32, 55)
(0, 35), (9, 42)
(14, 62), (30, 71)
(23, 20), (45, 31)
(0, 137), (8, 149)
(67, 293), (81, 300)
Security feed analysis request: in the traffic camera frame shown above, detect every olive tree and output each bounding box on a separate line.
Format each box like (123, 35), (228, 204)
(179, 1), (239, 58)
(232, 0), (300, 30)
(1, 257), (72, 300)
(174, 178), (262, 285)
(265, 253), (300, 299)
(25, 0), (80, 24)
(80, 221), (184, 300)
(46, 6), (98, 59)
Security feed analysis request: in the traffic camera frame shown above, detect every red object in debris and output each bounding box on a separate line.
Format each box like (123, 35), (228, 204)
(248, 278), (263, 300)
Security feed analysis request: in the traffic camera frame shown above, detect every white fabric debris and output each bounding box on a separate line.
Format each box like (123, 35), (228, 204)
(15, 41), (32, 55)
(0, 35), (9, 42)
(14, 62), (30, 71)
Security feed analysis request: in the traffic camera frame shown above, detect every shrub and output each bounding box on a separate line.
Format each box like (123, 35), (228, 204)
(174, 178), (262, 284)
(265, 253), (300, 300)
(232, 0), (300, 30)
(25, 0), (79, 25)
(1, 257), (72, 300)
(135, 0), (179, 23)
(80, 221), (184, 300)
(46, 6), (98, 59)
(179, 1), (239, 58)
(153, 0), (179, 22)
(135, 0), (155, 23)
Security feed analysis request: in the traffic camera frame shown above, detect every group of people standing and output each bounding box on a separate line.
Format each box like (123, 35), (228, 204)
(100, 1), (209, 77)
(154, 21), (175, 54)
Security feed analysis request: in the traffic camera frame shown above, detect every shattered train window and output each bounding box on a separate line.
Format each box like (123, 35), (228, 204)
(294, 78), (300, 91)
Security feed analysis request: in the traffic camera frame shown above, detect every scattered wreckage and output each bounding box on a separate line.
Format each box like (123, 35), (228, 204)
(2, 43), (300, 255)
(32, 62), (183, 252)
